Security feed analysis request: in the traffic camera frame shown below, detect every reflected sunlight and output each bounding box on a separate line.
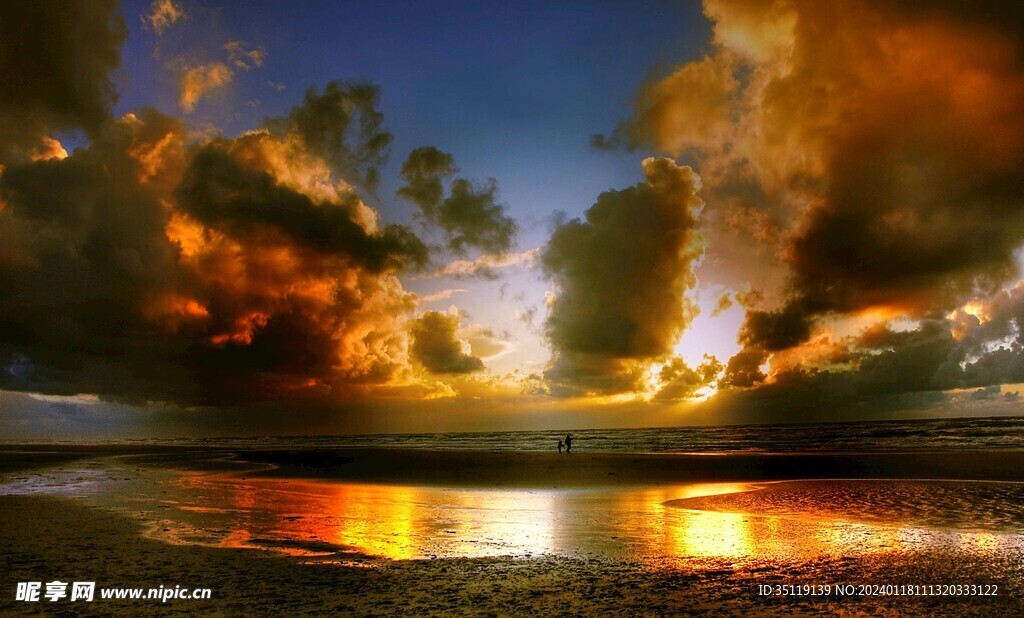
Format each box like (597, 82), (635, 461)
(154, 472), (1024, 567)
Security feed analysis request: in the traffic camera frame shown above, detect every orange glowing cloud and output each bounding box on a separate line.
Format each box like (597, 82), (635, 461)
(179, 62), (234, 113)
(623, 0), (1024, 398)
(0, 76), (445, 406)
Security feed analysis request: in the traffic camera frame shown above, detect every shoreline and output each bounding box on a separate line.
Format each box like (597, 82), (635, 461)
(4, 446), (1024, 488)
(3, 449), (1024, 614)
(232, 448), (1024, 488)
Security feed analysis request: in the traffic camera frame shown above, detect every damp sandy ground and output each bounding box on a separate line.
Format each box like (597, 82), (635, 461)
(1, 447), (1023, 615)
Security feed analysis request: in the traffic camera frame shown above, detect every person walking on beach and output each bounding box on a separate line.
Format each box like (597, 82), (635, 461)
(564, 433), (572, 454)
(557, 439), (563, 453)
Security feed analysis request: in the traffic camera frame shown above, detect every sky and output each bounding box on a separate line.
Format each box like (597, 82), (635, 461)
(2, 0), (1024, 439)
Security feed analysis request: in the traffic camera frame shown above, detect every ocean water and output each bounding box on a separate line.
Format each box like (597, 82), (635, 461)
(26, 415), (1024, 454)
(4, 416), (1024, 566)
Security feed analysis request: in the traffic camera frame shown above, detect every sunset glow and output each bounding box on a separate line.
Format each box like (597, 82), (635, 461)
(2, 0), (1024, 438)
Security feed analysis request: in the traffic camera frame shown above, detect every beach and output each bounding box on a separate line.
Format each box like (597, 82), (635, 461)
(1, 446), (1023, 615)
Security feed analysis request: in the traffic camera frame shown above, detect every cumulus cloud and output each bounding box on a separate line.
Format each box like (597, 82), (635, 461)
(143, 0), (185, 36)
(265, 81), (392, 191)
(542, 158), (704, 395)
(0, 1), (126, 164)
(30, 137), (69, 162)
(177, 144), (428, 272)
(629, 53), (738, 156)
(622, 0), (1024, 408)
(0, 1), (519, 415)
(0, 109), (194, 401)
(0, 87), (432, 405)
(710, 279), (1024, 420)
(398, 146), (518, 255)
(410, 310), (484, 374)
(655, 355), (722, 401)
(179, 62), (234, 112)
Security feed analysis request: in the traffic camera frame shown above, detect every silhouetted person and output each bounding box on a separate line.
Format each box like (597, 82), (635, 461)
(557, 440), (564, 453)
(565, 434), (572, 453)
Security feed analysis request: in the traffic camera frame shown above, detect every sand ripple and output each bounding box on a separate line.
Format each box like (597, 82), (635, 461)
(668, 479), (1024, 533)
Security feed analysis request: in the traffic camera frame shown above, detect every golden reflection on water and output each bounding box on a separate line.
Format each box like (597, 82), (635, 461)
(164, 473), (1017, 564)
(327, 485), (419, 559)
(602, 484), (756, 560)
(173, 474), (562, 560)
(673, 511), (753, 558)
(666, 484), (755, 559)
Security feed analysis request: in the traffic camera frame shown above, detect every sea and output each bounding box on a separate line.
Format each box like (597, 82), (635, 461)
(17, 415), (1024, 454)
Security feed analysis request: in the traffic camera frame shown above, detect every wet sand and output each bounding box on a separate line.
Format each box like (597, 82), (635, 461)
(2, 494), (1022, 616)
(669, 479), (1024, 533)
(1, 447), (1023, 615)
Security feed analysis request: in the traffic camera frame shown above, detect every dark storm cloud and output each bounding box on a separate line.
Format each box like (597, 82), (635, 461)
(0, 0), (511, 415)
(398, 146), (518, 256)
(542, 158), (704, 395)
(177, 145), (428, 272)
(755, 0), (1024, 331)
(409, 311), (484, 374)
(968, 385), (1002, 402)
(721, 299), (814, 386)
(0, 110), (196, 402)
(0, 0), (126, 164)
(787, 142), (1024, 320)
(700, 373), (954, 426)
(264, 81), (392, 191)
(0, 92), (429, 405)
(624, 0), (1024, 405)
(722, 346), (768, 389)
(716, 292), (1024, 420)
(738, 301), (815, 353)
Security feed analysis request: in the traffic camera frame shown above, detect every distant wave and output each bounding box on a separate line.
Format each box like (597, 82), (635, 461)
(11, 415), (1024, 455)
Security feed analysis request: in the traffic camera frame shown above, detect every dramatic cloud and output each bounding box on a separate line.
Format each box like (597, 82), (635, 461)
(410, 311), (484, 374)
(630, 54), (738, 156)
(179, 62), (234, 112)
(398, 146), (518, 255)
(655, 355), (722, 401)
(177, 145), (427, 272)
(0, 87), (432, 405)
(0, 109), (194, 402)
(143, 0), (185, 36)
(542, 158), (704, 395)
(0, 1), (126, 164)
(622, 0), (1024, 407)
(0, 2), (518, 417)
(711, 280), (1024, 420)
(265, 81), (392, 192)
